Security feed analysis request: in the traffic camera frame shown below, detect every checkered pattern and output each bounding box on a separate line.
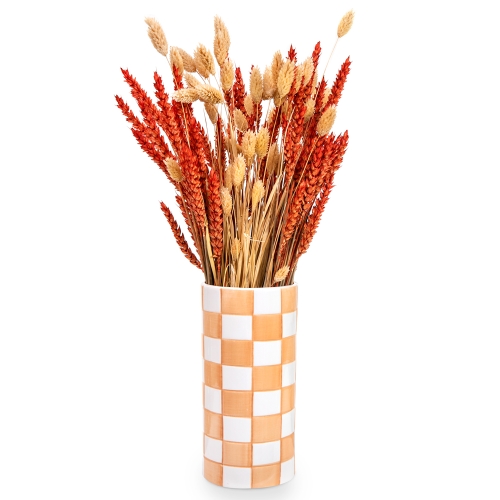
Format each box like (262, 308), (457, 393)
(202, 284), (298, 489)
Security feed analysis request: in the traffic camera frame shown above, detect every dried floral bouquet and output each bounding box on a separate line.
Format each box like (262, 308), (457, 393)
(115, 12), (354, 288)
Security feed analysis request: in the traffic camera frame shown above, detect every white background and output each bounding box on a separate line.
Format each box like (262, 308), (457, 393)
(1, 0), (499, 498)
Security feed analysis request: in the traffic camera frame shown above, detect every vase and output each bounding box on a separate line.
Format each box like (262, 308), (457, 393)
(201, 283), (298, 489)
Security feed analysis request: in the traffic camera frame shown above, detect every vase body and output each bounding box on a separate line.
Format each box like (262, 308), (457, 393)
(201, 283), (298, 489)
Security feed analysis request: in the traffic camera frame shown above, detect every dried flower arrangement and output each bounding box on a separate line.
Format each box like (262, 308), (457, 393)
(115, 11), (354, 288)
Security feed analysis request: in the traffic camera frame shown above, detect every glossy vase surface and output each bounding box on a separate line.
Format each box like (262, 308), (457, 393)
(201, 283), (298, 488)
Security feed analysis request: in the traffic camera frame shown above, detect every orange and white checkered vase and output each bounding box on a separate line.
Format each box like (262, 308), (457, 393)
(202, 283), (298, 489)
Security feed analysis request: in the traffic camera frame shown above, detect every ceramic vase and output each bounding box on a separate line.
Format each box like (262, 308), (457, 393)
(201, 283), (298, 489)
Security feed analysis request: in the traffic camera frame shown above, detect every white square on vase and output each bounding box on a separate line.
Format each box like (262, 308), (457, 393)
(253, 441), (281, 466)
(281, 409), (295, 437)
(253, 340), (282, 366)
(223, 416), (252, 442)
(222, 366), (252, 391)
(203, 285), (221, 313)
(222, 315), (253, 340)
(282, 311), (297, 338)
(253, 390), (281, 416)
(253, 288), (282, 315)
(223, 466), (251, 488)
(282, 361), (296, 387)
(204, 386), (221, 414)
(204, 436), (222, 463)
(204, 337), (221, 364)
(280, 457), (295, 484)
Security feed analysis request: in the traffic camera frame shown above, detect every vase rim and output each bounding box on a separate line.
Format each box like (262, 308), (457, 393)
(202, 282), (297, 290)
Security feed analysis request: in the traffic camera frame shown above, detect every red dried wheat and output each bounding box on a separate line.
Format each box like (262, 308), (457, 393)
(207, 170), (223, 260)
(159, 201), (202, 270)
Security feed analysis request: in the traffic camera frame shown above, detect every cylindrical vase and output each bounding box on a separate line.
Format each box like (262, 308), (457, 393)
(201, 283), (298, 489)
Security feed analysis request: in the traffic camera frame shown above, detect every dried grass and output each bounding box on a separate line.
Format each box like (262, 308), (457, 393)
(244, 94), (254, 117)
(262, 66), (275, 100)
(197, 84), (224, 104)
(184, 73), (202, 88)
(194, 44), (215, 78)
(316, 106), (337, 136)
(241, 131), (256, 165)
(273, 266), (289, 283)
(117, 13), (353, 287)
(204, 102), (218, 124)
(277, 60), (295, 98)
(172, 88), (200, 103)
(220, 59), (235, 91)
(250, 67), (263, 103)
(304, 98), (315, 121)
(302, 57), (314, 86)
(177, 47), (196, 72)
(170, 47), (183, 73)
(231, 238), (241, 259)
(164, 158), (184, 182)
(214, 16), (230, 66)
(255, 127), (270, 158)
(337, 10), (355, 38)
(221, 186), (232, 215)
(145, 18), (168, 56)
(271, 51), (283, 87)
(252, 180), (265, 211)
(224, 167), (232, 189)
(231, 154), (246, 187)
(234, 108), (248, 132)
(266, 143), (280, 174)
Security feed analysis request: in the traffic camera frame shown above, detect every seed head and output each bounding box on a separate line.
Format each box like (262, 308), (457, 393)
(234, 108), (249, 132)
(194, 44), (215, 78)
(214, 16), (230, 66)
(277, 60), (295, 98)
(176, 48), (196, 72)
(184, 73), (202, 88)
(220, 59), (235, 91)
(250, 66), (263, 104)
(266, 143), (280, 174)
(337, 10), (355, 38)
(164, 158), (184, 182)
(273, 266), (290, 283)
(169, 47), (183, 73)
(302, 57), (314, 86)
(304, 98), (315, 121)
(145, 18), (168, 56)
(173, 88), (200, 103)
(221, 186), (233, 215)
(262, 66), (275, 100)
(252, 180), (265, 211)
(231, 154), (246, 187)
(244, 94), (254, 117)
(204, 102), (218, 124)
(271, 51), (283, 86)
(241, 131), (256, 165)
(316, 106), (337, 136)
(197, 84), (224, 104)
(255, 127), (270, 158)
